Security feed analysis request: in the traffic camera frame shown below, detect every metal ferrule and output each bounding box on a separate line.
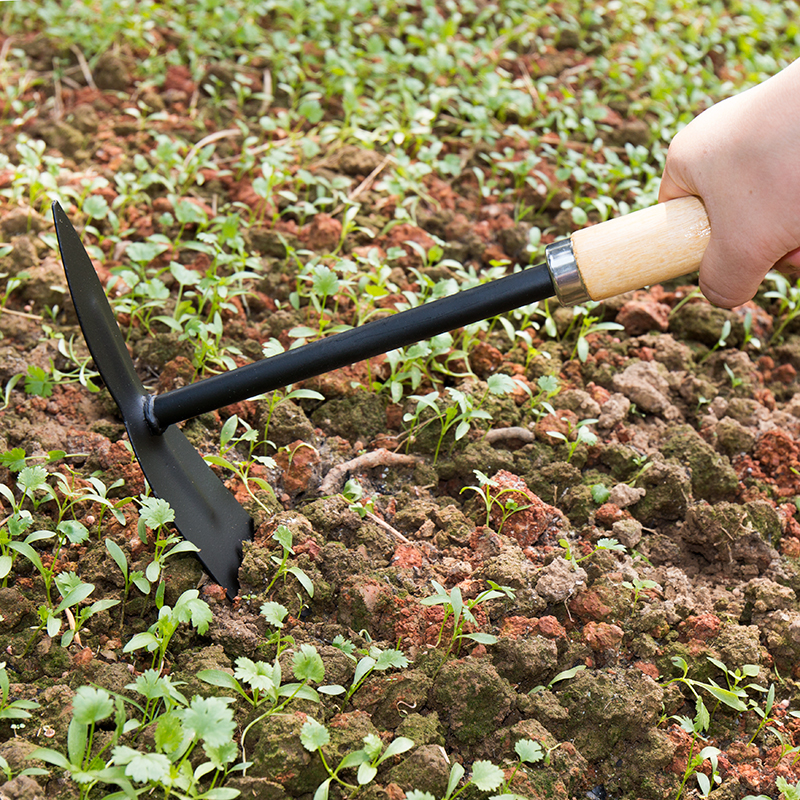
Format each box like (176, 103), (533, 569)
(545, 237), (589, 306)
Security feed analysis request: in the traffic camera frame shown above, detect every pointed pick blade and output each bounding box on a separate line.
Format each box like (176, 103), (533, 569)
(52, 202), (253, 598)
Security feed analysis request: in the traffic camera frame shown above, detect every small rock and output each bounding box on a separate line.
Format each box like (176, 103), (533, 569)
(608, 483), (646, 508)
(616, 299), (670, 336)
(611, 517), (643, 549)
(468, 341), (503, 378)
(300, 213), (342, 252)
(584, 621), (624, 651)
(611, 361), (674, 416)
(536, 556), (587, 603)
(597, 393), (631, 429)
(486, 470), (568, 547)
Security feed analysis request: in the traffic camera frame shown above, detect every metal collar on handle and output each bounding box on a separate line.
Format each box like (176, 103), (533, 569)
(546, 238), (589, 306)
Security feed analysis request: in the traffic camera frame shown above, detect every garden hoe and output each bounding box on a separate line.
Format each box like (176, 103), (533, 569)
(52, 196), (711, 598)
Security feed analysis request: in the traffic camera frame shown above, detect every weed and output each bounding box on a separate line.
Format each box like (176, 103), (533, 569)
(123, 589), (212, 670)
(261, 523), (315, 602)
(461, 469), (532, 533)
(558, 536), (626, 569)
(546, 417), (599, 463)
(327, 637), (409, 707)
(301, 717), (413, 798)
(420, 579), (515, 660)
(621, 576), (660, 613)
(529, 664), (587, 696)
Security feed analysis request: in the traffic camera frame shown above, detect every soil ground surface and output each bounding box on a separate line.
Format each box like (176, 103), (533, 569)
(2, 3), (800, 800)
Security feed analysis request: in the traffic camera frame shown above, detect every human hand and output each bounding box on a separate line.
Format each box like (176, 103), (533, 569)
(658, 58), (800, 308)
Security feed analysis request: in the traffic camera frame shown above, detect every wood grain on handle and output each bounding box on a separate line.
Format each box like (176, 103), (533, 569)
(570, 196), (710, 301)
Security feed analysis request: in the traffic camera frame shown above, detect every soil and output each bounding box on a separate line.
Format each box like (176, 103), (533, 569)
(3, 17), (800, 800)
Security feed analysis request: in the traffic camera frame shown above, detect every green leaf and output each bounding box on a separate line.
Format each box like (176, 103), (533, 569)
(486, 373), (518, 396)
(234, 658), (276, 692)
(154, 711), (185, 754)
(29, 747), (70, 769)
(198, 669), (239, 691)
(704, 682), (748, 712)
(72, 686), (114, 725)
(515, 738), (544, 763)
(58, 520), (89, 545)
(24, 366), (53, 398)
(123, 632), (160, 653)
(18, 465), (48, 496)
(372, 647), (409, 671)
(406, 793), (435, 800)
(470, 760), (505, 791)
(178, 696), (235, 748)
(590, 484), (611, 504)
(381, 736), (414, 761)
(300, 718), (330, 752)
(357, 762), (378, 784)
(105, 539), (128, 577)
(288, 566), (314, 598)
(174, 590), (213, 634)
(273, 525), (293, 551)
(463, 632), (497, 645)
(220, 415), (238, 448)
(445, 762), (466, 797)
(55, 582), (95, 614)
(0, 448), (28, 472)
(83, 194), (109, 220)
(313, 778), (331, 800)
(0, 555), (12, 580)
(138, 496), (175, 529)
(121, 751), (171, 783)
(293, 644), (325, 683)
(260, 601), (288, 629)
(352, 656), (376, 688)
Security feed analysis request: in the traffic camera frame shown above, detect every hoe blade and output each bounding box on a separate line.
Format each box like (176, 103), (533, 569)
(53, 202), (253, 598)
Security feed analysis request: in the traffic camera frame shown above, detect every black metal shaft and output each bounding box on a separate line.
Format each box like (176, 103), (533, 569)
(148, 263), (555, 431)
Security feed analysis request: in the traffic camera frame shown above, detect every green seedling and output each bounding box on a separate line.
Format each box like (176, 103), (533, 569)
(262, 523), (314, 601)
(621, 577), (659, 613)
(204, 413), (279, 513)
(529, 664), (587, 695)
(301, 718), (413, 799)
(421, 579), (515, 660)
(30, 686), (133, 800)
(699, 318), (732, 364)
(327, 640), (409, 707)
(405, 740), (547, 800)
(137, 496), (200, 592)
(461, 469), (532, 533)
(558, 537), (626, 569)
(765, 271), (800, 344)
(123, 589), (213, 670)
(105, 538), (150, 629)
(570, 315), (624, 363)
(546, 418), (599, 462)
(258, 387), (325, 450)
(123, 667), (189, 728)
(403, 373), (517, 464)
(230, 640), (337, 776)
(530, 373), (561, 418)
(342, 477), (375, 519)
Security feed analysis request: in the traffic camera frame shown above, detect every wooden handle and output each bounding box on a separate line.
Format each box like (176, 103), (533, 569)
(570, 196), (710, 301)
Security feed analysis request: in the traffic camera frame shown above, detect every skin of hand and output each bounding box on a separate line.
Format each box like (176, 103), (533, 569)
(658, 58), (800, 308)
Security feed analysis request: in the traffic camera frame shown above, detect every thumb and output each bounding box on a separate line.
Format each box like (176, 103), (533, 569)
(697, 234), (768, 308)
